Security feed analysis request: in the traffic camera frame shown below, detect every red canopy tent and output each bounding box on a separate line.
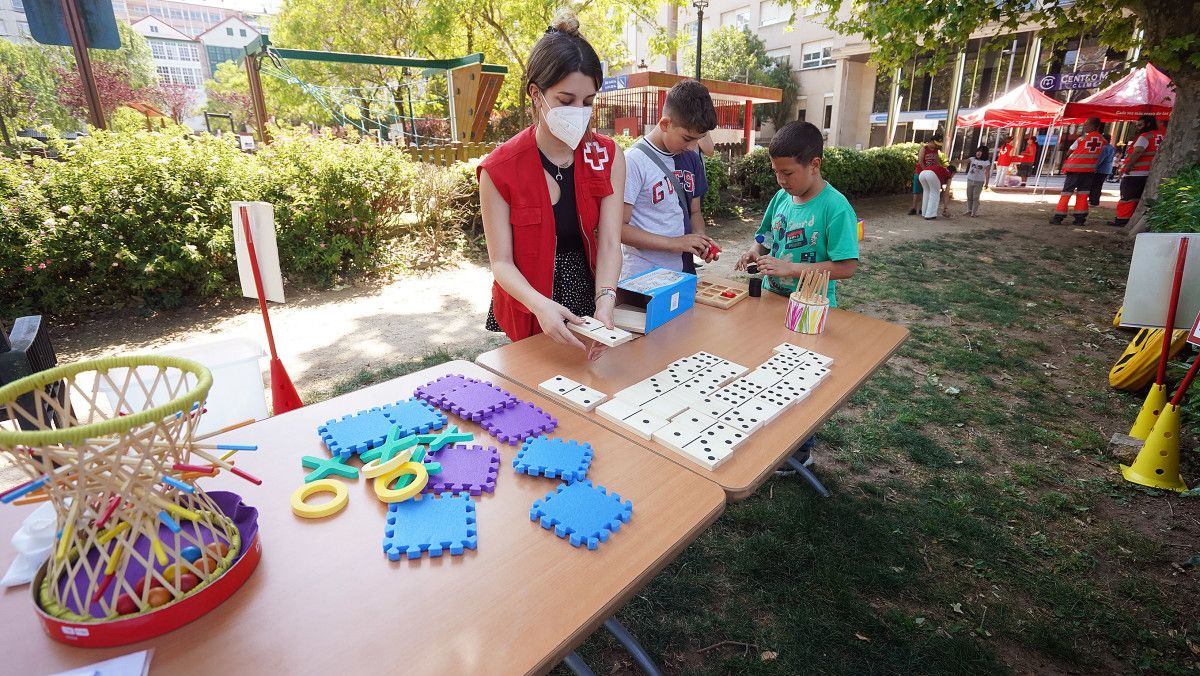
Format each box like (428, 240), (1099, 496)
(1062, 63), (1175, 122)
(956, 84), (1065, 128)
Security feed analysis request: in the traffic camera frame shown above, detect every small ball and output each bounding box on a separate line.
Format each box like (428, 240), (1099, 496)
(195, 555), (219, 575)
(178, 573), (200, 593)
(147, 587), (172, 608)
(161, 565), (181, 585)
(206, 541), (230, 560)
(115, 594), (138, 615)
(180, 546), (203, 563)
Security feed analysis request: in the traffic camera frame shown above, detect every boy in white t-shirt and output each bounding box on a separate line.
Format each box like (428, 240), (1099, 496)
(963, 145), (991, 217)
(622, 80), (719, 278)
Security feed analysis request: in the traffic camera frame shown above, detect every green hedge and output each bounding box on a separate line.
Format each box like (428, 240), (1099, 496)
(2, 127), (432, 317)
(1147, 163), (1200, 234)
(733, 142), (922, 201)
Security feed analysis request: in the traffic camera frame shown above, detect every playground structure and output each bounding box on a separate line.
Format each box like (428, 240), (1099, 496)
(241, 36), (508, 147)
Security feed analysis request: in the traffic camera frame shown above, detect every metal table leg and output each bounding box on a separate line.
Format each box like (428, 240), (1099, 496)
(604, 617), (663, 676)
(562, 651), (595, 676)
(786, 453), (831, 498)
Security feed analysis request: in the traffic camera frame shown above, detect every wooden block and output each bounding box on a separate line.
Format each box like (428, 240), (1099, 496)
(720, 404), (767, 434)
(742, 391), (791, 424)
(567, 321), (635, 347)
(723, 378), (766, 400)
(695, 276), (750, 310)
(612, 305), (647, 334)
(695, 392), (739, 419)
(577, 316), (605, 332)
(651, 409), (719, 454)
(614, 380), (671, 407)
(538, 375), (582, 398)
(641, 393), (691, 421)
(596, 398), (641, 425)
(742, 368), (783, 389)
(766, 380), (813, 403)
(805, 351), (834, 367)
(692, 351), (723, 365)
(669, 378), (715, 403)
(613, 409), (670, 440)
(772, 342), (809, 358)
(681, 423), (745, 470)
(708, 361), (750, 382)
(560, 384), (607, 412)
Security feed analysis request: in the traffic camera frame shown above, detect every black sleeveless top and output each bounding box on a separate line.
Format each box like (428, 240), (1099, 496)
(539, 150), (583, 254)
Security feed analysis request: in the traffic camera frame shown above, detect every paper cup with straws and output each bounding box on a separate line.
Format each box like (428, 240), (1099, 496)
(785, 293), (830, 334)
(0, 356), (262, 647)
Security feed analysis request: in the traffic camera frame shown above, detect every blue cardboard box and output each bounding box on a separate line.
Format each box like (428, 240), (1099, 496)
(616, 268), (697, 334)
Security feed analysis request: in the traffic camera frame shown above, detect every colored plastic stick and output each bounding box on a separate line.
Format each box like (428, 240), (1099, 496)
(1169, 354), (1200, 407)
(160, 476), (195, 494)
(151, 534), (168, 566)
(172, 463), (217, 475)
(97, 522), (129, 545)
(158, 510), (182, 534)
(0, 475), (47, 504)
(94, 495), (122, 529)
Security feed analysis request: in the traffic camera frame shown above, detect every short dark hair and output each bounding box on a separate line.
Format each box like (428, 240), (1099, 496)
(525, 11), (603, 96)
(1138, 114), (1158, 132)
(1085, 116), (1102, 131)
(769, 121), (824, 163)
(974, 144), (990, 159)
(663, 80), (717, 133)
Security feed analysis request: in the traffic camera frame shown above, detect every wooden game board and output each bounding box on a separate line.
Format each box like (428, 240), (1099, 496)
(695, 276), (749, 310)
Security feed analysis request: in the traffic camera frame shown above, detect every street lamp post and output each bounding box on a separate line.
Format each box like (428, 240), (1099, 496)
(693, 1), (708, 80)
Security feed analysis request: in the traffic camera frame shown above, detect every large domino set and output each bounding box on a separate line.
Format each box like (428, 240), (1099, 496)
(543, 343), (832, 471)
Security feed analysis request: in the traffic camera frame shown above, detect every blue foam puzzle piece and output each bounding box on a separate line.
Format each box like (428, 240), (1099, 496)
(383, 398), (447, 438)
(529, 480), (633, 550)
(383, 493), (477, 561)
(317, 407), (397, 459)
(513, 436), (593, 482)
(318, 400), (446, 460)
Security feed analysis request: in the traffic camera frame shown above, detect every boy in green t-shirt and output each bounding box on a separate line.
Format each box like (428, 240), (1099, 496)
(735, 121), (859, 306)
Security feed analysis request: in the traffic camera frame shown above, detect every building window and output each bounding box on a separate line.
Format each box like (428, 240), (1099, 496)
(226, 27), (234, 36)
(169, 8), (182, 19)
(720, 6), (750, 30)
(760, 0), (790, 26)
(797, 108), (806, 123)
(239, 28), (246, 37)
(683, 20), (697, 43)
(11, 0), (24, 13)
(765, 47), (790, 66)
(149, 6), (163, 17)
(801, 43), (834, 70)
(208, 12), (221, 22)
(149, 24), (158, 33)
(823, 96), (833, 129)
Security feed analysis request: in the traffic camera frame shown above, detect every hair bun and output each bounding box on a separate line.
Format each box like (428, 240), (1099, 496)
(550, 10), (581, 36)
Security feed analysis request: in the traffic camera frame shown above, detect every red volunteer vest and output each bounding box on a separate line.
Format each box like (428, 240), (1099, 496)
(1063, 131), (1106, 173)
(1020, 141), (1037, 163)
(996, 144), (1013, 167)
(1125, 131), (1163, 173)
(478, 126), (616, 341)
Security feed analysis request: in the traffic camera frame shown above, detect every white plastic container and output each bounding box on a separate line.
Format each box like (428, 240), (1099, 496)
(97, 337), (268, 436)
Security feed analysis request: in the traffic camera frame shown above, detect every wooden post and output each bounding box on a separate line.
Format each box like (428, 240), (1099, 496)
(245, 53), (271, 144)
(743, 99), (753, 154)
(448, 63), (482, 144)
(59, 0), (105, 129)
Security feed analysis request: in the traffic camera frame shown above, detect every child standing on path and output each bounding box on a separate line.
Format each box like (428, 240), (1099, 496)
(964, 146), (991, 217)
(621, 80), (719, 278)
(735, 121), (858, 307)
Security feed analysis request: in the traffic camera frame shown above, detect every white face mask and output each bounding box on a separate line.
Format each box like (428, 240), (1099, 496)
(538, 92), (592, 150)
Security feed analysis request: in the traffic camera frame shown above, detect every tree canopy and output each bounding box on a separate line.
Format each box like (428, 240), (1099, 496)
(683, 26), (797, 126)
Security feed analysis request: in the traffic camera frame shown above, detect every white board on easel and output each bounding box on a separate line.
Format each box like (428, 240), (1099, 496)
(231, 201), (284, 303)
(1120, 233), (1200, 330)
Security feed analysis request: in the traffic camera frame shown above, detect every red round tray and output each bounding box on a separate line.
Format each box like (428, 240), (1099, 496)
(32, 532), (262, 648)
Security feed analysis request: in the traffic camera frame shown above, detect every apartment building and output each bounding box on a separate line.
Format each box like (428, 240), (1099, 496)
(623, 2), (1134, 160)
(131, 16), (208, 127)
(0, 0), (32, 45)
(197, 15), (260, 78)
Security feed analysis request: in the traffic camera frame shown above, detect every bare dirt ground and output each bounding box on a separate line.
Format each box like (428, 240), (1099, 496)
(55, 181), (1125, 398)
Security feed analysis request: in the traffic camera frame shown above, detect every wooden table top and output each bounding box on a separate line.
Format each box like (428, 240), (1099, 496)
(476, 295), (909, 502)
(0, 361), (725, 675)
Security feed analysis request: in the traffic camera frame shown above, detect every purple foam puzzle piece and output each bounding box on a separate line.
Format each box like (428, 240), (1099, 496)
(480, 401), (558, 445)
(413, 374), (473, 405)
(435, 379), (518, 421)
(422, 444), (501, 496)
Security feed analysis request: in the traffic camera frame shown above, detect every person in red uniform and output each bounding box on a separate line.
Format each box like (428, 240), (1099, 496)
(1050, 117), (1105, 225)
(1110, 115), (1164, 227)
(1016, 134), (1037, 187)
(993, 135), (1014, 187)
(477, 12), (625, 358)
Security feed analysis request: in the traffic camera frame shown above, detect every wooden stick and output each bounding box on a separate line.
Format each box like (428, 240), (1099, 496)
(194, 418), (257, 442)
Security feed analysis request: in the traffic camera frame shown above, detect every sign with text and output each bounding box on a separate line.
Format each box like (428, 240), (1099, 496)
(1036, 70), (1111, 91)
(1189, 311), (1200, 347)
(600, 75), (628, 93)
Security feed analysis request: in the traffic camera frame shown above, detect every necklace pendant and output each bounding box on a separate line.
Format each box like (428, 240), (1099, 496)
(556, 168), (563, 181)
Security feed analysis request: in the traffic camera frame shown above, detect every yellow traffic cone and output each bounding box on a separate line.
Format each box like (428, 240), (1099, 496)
(1129, 383), (1168, 439)
(1121, 404), (1189, 492)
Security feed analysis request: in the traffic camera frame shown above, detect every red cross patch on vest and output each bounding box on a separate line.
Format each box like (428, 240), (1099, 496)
(583, 141), (610, 171)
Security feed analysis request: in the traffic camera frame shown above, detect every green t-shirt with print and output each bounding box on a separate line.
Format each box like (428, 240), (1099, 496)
(754, 181), (859, 307)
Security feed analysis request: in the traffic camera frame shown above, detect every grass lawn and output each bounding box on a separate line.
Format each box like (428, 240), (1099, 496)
(317, 228), (1200, 674)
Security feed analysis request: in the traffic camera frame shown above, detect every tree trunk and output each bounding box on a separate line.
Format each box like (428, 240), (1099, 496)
(1127, 65), (1200, 234)
(0, 114), (10, 147)
(1126, 0), (1200, 234)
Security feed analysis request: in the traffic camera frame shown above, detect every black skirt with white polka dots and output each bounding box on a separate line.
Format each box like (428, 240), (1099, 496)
(486, 249), (596, 333)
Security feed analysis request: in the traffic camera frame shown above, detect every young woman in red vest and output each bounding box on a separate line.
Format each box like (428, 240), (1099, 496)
(1111, 115), (1163, 227)
(1051, 117), (1105, 225)
(477, 12), (625, 358)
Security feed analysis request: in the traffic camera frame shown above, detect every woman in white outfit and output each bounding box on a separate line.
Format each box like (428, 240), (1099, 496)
(918, 167), (944, 219)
